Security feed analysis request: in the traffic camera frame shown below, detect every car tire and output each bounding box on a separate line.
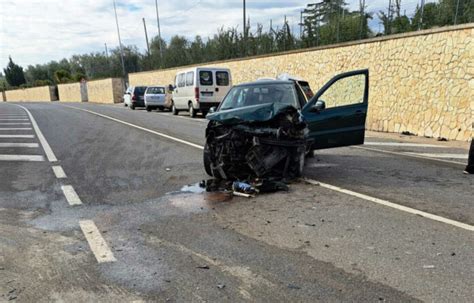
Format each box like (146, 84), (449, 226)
(189, 103), (196, 118)
(172, 103), (178, 115)
(130, 104), (135, 110)
(146, 106), (152, 112)
(201, 110), (208, 117)
(203, 143), (213, 177)
(158, 107), (164, 111)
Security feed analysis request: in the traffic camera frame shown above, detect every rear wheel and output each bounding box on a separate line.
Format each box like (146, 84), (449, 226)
(146, 106), (152, 112)
(130, 104), (135, 110)
(189, 103), (196, 118)
(158, 107), (164, 111)
(201, 110), (208, 117)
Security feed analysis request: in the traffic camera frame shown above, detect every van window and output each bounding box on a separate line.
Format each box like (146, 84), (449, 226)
(199, 71), (213, 86)
(186, 72), (194, 86)
(177, 73), (185, 87)
(216, 71), (229, 86)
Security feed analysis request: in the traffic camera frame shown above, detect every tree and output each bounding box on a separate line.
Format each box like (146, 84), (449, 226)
(3, 57), (26, 87)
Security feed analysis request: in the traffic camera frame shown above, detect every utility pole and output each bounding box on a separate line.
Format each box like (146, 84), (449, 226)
(387, 0), (392, 34)
(142, 18), (150, 56)
(104, 43), (109, 58)
(418, 0), (425, 30)
(113, 0), (126, 79)
(243, 0), (246, 38)
(155, 0), (164, 64)
(454, 0), (460, 25)
(359, 0), (366, 40)
(299, 10), (303, 39)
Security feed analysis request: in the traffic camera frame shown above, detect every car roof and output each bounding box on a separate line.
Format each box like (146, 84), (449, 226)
(235, 79), (294, 87)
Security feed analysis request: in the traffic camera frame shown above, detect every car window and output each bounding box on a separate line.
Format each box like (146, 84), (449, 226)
(186, 72), (194, 86)
(178, 73), (185, 88)
(134, 86), (147, 96)
(216, 71), (229, 86)
(297, 81), (314, 99)
(318, 74), (365, 108)
(153, 87), (165, 94)
(220, 83), (298, 110)
(199, 71), (213, 86)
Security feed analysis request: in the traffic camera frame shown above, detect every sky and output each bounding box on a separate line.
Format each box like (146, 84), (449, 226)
(0, 0), (432, 70)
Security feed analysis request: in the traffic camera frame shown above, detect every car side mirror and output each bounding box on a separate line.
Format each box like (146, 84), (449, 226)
(208, 107), (216, 114)
(168, 84), (174, 92)
(313, 100), (326, 112)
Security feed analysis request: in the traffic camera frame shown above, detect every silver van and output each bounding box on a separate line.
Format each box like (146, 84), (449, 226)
(171, 67), (232, 117)
(144, 86), (172, 112)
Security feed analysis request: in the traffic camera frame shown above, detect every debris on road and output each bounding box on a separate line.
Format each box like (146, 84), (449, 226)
(217, 284), (226, 289)
(423, 265), (435, 269)
(196, 265), (210, 269)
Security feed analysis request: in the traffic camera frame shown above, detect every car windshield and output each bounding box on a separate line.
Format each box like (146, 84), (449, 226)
(220, 83), (298, 111)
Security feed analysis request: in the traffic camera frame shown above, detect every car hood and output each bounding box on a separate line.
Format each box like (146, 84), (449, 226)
(207, 103), (298, 125)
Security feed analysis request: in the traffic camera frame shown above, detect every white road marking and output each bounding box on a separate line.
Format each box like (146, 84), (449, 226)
(52, 166), (67, 178)
(61, 185), (82, 206)
(0, 128), (33, 130)
(63, 105), (473, 232)
(354, 146), (465, 166)
(308, 163), (339, 168)
(0, 143), (39, 148)
(365, 142), (448, 148)
(12, 105), (58, 162)
(405, 152), (468, 159)
(79, 220), (117, 263)
(155, 112), (208, 123)
(0, 154), (44, 161)
(0, 123), (31, 125)
(0, 119), (29, 121)
(62, 105), (204, 150)
(303, 178), (474, 232)
(0, 134), (35, 138)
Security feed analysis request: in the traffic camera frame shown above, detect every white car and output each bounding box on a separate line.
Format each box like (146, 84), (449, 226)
(171, 67), (232, 117)
(123, 86), (147, 110)
(144, 86), (172, 112)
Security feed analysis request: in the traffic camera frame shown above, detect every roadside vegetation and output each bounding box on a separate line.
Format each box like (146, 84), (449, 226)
(2, 0), (472, 90)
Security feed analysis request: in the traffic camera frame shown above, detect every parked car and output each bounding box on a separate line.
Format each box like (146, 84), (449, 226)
(203, 69), (369, 179)
(171, 67), (232, 117)
(124, 86), (147, 110)
(144, 86), (172, 112)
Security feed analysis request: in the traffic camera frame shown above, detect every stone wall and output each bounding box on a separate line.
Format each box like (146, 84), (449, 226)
(58, 83), (82, 102)
(129, 24), (473, 141)
(87, 78), (124, 104)
(5, 86), (55, 102)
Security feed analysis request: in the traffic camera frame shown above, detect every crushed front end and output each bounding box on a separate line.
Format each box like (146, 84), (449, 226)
(204, 105), (307, 181)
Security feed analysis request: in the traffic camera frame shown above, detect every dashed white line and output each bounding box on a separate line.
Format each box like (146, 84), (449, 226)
(0, 128), (33, 130)
(304, 178), (474, 232)
(12, 104), (58, 162)
(0, 154), (44, 161)
(0, 134), (35, 138)
(52, 165), (67, 178)
(0, 143), (39, 148)
(61, 185), (82, 206)
(405, 152), (468, 159)
(364, 142), (448, 148)
(79, 220), (117, 263)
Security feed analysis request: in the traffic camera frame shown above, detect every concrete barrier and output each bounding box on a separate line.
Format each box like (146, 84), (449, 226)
(87, 78), (124, 104)
(129, 24), (474, 141)
(5, 86), (57, 102)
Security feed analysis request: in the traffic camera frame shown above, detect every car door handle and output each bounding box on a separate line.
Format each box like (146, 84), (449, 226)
(355, 110), (364, 115)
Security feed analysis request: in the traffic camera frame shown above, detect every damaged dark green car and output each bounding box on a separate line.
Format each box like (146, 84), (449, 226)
(204, 69), (369, 181)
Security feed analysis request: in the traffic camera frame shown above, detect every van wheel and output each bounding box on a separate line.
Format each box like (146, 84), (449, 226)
(130, 104), (135, 110)
(172, 103), (178, 115)
(146, 106), (152, 112)
(189, 103), (196, 118)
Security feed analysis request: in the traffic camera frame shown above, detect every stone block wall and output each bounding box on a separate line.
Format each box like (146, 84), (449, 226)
(4, 86), (55, 102)
(58, 83), (82, 102)
(87, 78), (124, 104)
(129, 24), (473, 141)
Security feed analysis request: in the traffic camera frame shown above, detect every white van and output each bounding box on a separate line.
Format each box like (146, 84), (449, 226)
(171, 67), (232, 117)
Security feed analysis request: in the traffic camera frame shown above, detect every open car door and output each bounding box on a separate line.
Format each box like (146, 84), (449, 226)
(302, 69), (369, 150)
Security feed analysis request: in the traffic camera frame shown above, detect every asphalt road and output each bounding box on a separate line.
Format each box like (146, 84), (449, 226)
(0, 102), (472, 302)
